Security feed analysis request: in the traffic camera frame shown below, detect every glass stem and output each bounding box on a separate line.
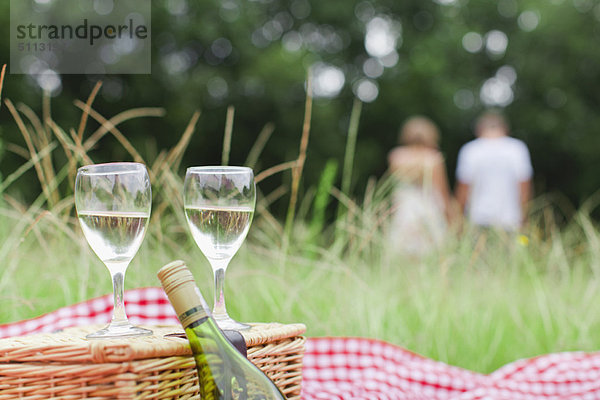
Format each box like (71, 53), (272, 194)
(107, 262), (129, 326)
(211, 259), (231, 320)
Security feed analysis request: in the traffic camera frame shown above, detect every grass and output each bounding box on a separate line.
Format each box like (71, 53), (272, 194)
(1, 71), (600, 375)
(2, 188), (600, 375)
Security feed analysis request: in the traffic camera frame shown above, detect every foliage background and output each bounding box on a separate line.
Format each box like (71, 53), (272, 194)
(0, 0), (598, 214)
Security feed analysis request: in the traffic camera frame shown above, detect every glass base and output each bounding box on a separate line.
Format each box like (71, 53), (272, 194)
(86, 321), (153, 339)
(213, 315), (251, 331)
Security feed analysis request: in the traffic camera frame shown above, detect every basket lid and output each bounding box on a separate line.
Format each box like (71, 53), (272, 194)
(0, 323), (305, 364)
(240, 323), (306, 347)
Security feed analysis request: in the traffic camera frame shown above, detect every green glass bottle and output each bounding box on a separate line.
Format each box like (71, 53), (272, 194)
(157, 260), (287, 400)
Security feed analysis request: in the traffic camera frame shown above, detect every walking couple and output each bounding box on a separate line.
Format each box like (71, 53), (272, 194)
(387, 110), (533, 254)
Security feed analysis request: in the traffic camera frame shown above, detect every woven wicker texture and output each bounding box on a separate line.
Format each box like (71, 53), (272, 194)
(0, 323), (306, 400)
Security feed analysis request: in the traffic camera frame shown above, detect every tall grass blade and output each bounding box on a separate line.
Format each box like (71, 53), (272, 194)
(151, 111), (201, 231)
(4, 99), (53, 206)
(165, 110), (201, 172)
(77, 81), (103, 142)
(5, 143), (29, 159)
(245, 122), (275, 169)
(73, 100), (146, 164)
(284, 73), (313, 248)
(255, 160), (297, 184)
(222, 106), (235, 166)
(337, 98), (362, 223)
(82, 107), (166, 152)
(46, 119), (92, 165)
(18, 102), (59, 206)
(309, 159), (338, 238)
(0, 143), (57, 194)
(0, 64), (6, 108)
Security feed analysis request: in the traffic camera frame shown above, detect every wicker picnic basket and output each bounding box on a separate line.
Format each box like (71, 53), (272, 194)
(0, 322), (306, 399)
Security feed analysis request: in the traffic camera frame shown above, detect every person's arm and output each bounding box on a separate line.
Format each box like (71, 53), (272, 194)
(520, 179), (532, 225)
(455, 181), (470, 216)
(454, 145), (471, 219)
(516, 141), (533, 226)
(432, 156), (453, 222)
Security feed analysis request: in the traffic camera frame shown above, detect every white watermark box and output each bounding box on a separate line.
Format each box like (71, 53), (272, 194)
(10, 0), (151, 74)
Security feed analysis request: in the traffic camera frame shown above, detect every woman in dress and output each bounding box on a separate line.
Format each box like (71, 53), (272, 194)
(387, 116), (452, 254)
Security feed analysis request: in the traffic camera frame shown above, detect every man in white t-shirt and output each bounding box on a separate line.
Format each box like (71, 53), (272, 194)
(455, 111), (533, 230)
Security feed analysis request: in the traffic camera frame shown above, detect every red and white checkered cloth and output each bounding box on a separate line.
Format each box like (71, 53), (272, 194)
(1, 287), (600, 400)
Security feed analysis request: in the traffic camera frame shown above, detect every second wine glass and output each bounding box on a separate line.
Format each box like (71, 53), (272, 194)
(183, 166), (256, 331)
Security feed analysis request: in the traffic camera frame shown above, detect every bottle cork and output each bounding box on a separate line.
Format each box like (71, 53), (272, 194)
(157, 260), (210, 328)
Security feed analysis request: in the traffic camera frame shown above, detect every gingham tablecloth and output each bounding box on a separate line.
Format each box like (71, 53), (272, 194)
(1, 287), (599, 400)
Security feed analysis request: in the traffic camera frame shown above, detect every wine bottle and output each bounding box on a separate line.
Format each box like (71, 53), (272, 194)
(157, 260), (287, 400)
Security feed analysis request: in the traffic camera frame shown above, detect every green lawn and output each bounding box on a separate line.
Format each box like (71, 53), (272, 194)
(2, 199), (599, 375)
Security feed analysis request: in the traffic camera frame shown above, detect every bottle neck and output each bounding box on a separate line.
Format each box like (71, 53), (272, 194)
(164, 281), (211, 328)
(157, 260), (212, 326)
(185, 314), (211, 330)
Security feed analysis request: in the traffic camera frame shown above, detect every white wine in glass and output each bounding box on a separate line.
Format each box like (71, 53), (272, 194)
(75, 162), (152, 339)
(184, 206), (254, 260)
(78, 211), (149, 264)
(184, 166), (256, 331)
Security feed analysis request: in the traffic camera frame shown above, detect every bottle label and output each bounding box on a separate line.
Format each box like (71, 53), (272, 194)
(179, 306), (208, 329)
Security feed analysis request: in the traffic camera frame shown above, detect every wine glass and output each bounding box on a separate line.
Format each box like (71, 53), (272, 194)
(75, 162), (152, 339)
(184, 166), (256, 331)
